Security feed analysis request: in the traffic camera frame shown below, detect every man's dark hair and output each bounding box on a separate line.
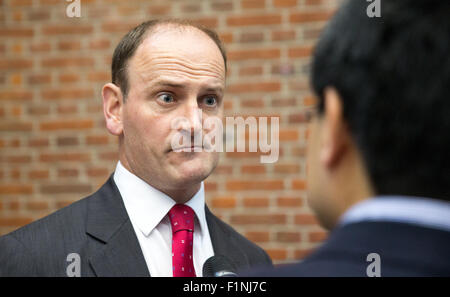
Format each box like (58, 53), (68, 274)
(111, 19), (227, 100)
(312, 0), (450, 200)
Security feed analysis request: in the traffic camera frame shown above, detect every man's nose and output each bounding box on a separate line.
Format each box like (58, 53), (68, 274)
(182, 102), (203, 135)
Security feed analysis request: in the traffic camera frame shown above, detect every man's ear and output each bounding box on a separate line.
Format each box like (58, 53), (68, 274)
(102, 83), (124, 136)
(320, 87), (349, 169)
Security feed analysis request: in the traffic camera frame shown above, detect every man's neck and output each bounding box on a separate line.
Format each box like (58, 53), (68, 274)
(117, 159), (201, 204)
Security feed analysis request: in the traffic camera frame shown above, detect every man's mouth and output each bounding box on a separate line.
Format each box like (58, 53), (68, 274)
(171, 145), (204, 153)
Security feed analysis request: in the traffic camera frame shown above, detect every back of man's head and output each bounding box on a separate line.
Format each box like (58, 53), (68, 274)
(312, 0), (450, 201)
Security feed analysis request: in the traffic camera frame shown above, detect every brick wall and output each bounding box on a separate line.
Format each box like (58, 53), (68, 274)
(0, 0), (340, 264)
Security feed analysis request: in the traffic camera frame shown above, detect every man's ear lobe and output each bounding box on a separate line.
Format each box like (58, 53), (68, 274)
(320, 87), (349, 168)
(102, 83), (124, 136)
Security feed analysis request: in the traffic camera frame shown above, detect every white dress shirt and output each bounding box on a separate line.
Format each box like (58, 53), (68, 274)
(339, 195), (450, 232)
(113, 161), (214, 277)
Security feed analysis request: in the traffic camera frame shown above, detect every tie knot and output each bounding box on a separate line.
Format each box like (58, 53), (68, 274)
(168, 204), (195, 233)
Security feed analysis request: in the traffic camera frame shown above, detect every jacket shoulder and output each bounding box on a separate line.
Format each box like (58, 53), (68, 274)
(0, 195), (92, 276)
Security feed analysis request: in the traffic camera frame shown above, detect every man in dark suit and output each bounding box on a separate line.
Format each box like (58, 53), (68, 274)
(0, 20), (272, 277)
(250, 0), (450, 276)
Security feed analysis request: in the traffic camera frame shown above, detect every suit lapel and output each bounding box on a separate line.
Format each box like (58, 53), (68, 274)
(205, 206), (251, 270)
(86, 175), (150, 277)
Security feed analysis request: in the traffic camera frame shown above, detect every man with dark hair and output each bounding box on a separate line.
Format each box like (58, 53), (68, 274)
(251, 0), (450, 276)
(0, 20), (271, 276)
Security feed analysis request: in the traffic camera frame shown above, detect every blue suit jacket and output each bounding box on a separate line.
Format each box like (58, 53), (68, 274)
(250, 221), (450, 276)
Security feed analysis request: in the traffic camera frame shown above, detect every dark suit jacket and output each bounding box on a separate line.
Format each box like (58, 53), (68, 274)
(0, 176), (272, 276)
(250, 221), (450, 277)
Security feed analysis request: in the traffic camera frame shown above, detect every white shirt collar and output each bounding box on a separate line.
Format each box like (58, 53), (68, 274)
(113, 161), (208, 237)
(339, 195), (450, 232)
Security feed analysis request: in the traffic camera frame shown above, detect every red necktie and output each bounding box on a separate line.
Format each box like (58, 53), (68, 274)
(169, 204), (196, 277)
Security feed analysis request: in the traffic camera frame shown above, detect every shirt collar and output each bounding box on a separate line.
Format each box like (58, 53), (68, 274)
(339, 195), (450, 232)
(113, 161), (207, 237)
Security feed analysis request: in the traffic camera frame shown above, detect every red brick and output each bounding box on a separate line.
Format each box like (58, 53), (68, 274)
(58, 41), (81, 51)
(211, 1), (233, 11)
(274, 164), (300, 174)
(88, 71), (109, 82)
(147, 5), (171, 15)
(86, 135), (109, 145)
(276, 231), (301, 242)
(6, 155), (32, 163)
(277, 196), (303, 207)
(28, 74), (51, 85)
(204, 181), (217, 192)
(0, 90), (32, 101)
(28, 170), (49, 179)
(89, 39), (111, 50)
(245, 231), (270, 243)
(226, 180), (283, 191)
(273, 0), (298, 7)
(28, 138), (49, 147)
(42, 57), (94, 68)
(0, 58), (33, 70)
(227, 14), (281, 26)
(241, 98), (264, 108)
(227, 82), (281, 94)
(292, 179), (306, 190)
(42, 25), (93, 35)
(0, 28), (33, 37)
(295, 214), (319, 225)
(229, 48), (280, 61)
(40, 120), (93, 131)
(288, 46), (314, 58)
(241, 165), (266, 174)
(26, 201), (49, 211)
(309, 231), (328, 242)
(58, 74), (80, 83)
(211, 196), (237, 208)
(239, 32), (264, 43)
(294, 248), (314, 260)
(266, 249), (287, 261)
(11, 0), (33, 6)
(0, 184), (33, 195)
(241, 0), (265, 9)
(0, 217), (33, 227)
(101, 21), (140, 33)
(27, 9), (50, 21)
(39, 153), (90, 162)
(243, 197), (269, 207)
(30, 42), (51, 52)
(58, 168), (79, 178)
(0, 122), (32, 132)
(290, 11), (334, 23)
(86, 168), (109, 177)
(239, 66), (263, 76)
(40, 184), (92, 194)
(272, 97), (296, 107)
(57, 136), (79, 146)
(279, 129), (299, 141)
(230, 213), (286, 224)
(272, 30), (296, 41)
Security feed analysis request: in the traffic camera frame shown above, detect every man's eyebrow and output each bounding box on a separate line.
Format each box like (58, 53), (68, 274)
(152, 80), (186, 88)
(149, 80), (224, 93)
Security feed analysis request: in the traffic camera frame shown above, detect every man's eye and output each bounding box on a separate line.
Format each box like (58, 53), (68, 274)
(203, 96), (217, 107)
(157, 94), (175, 104)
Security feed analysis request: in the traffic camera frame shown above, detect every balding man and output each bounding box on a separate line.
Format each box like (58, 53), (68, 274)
(0, 20), (272, 277)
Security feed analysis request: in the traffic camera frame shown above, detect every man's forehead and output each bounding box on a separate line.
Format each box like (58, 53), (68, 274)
(130, 25), (225, 76)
